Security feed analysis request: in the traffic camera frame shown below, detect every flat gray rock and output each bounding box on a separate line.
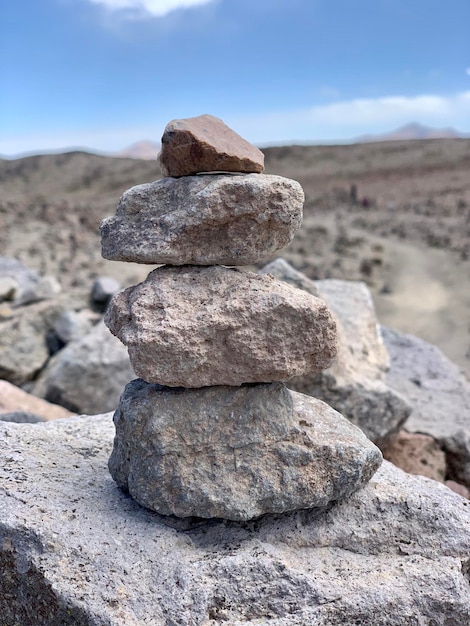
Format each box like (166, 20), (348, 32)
(100, 174), (303, 266)
(109, 380), (382, 520)
(1, 414), (469, 625)
(157, 113), (265, 177)
(32, 322), (135, 414)
(382, 326), (470, 487)
(104, 266), (338, 387)
(261, 260), (410, 445)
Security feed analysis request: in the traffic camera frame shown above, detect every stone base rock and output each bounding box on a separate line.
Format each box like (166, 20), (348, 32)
(105, 265), (338, 387)
(109, 380), (382, 520)
(100, 174), (303, 266)
(1, 415), (469, 625)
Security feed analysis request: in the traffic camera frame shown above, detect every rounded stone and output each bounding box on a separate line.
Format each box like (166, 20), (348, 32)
(104, 265), (338, 387)
(108, 379), (383, 521)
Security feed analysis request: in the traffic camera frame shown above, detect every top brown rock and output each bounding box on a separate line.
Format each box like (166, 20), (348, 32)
(157, 114), (265, 177)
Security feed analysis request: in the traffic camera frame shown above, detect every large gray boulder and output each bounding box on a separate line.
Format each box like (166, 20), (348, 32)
(109, 380), (382, 520)
(105, 265), (338, 387)
(32, 322), (135, 414)
(260, 260), (410, 445)
(100, 174), (303, 266)
(1, 414), (469, 625)
(382, 326), (470, 487)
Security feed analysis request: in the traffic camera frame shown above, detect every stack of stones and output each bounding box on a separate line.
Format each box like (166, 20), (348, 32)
(101, 114), (382, 521)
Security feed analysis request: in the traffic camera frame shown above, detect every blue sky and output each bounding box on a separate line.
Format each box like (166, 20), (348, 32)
(1, 0), (469, 155)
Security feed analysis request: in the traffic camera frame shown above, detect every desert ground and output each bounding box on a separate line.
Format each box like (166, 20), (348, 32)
(1, 138), (469, 375)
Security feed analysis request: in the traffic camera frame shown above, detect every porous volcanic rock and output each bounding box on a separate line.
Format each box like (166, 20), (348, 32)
(1, 414), (469, 625)
(382, 326), (470, 488)
(157, 113), (264, 177)
(109, 379), (382, 520)
(104, 265), (338, 387)
(33, 322), (135, 415)
(261, 260), (410, 445)
(100, 174), (303, 266)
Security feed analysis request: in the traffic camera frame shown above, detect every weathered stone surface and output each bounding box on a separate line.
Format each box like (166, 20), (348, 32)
(0, 256), (40, 305)
(33, 322), (135, 414)
(157, 113), (264, 177)
(446, 480), (470, 499)
(383, 326), (470, 488)
(109, 380), (382, 520)
(1, 414), (469, 625)
(100, 174), (304, 266)
(261, 260), (410, 445)
(381, 429), (447, 482)
(105, 265), (338, 387)
(0, 380), (72, 421)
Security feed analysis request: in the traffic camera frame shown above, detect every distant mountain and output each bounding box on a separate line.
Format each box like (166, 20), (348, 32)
(355, 123), (463, 143)
(115, 140), (161, 160)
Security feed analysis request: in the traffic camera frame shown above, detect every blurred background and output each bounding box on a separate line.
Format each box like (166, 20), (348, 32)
(1, 0), (469, 375)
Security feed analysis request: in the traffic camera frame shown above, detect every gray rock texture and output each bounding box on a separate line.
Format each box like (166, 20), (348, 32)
(0, 256), (41, 305)
(109, 380), (382, 520)
(100, 174), (303, 266)
(105, 265), (338, 387)
(32, 322), (135, 414)
(157, 113), (265, 177)
(1, 414), (469, 625)
(0, 276), (18, 301)
(261, 260), (410, 445)
(383, 326), (470, 487)
(0, 410), (46, 423)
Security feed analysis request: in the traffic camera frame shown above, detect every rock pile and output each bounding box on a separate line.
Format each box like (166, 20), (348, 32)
(101, 114), (382, 521)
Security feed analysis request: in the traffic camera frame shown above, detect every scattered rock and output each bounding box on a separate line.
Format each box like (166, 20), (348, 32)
(0, 295), (85, 385)
(1, 414), (468, 624)
(54, 309), (100, 343)
(15, 274), (62, 306)
(0, 380), (72, 421)
(32, 322), (135, 414)
(382, 326), (470, 488)
(105, 265), (338, 387)
(109, 379), (382, 520)
(0, 256), (40, 304)
(157, 113), (265, 177)
(381, 429), (447, 482)
(446, 480), (470, 499)
(91, 276), (121, 305)
(0, 276), (18, 301)
(100, 174), (304, 266)
(262, 260), (410, 445)
(0, 411), (46, 423)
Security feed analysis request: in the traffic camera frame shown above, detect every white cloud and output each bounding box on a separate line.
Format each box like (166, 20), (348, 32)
(86, 0), (215, 17)
(466, 68), (470, 76)
(229, 91), (470, 144)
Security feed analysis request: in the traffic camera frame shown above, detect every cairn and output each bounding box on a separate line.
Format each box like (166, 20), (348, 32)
(101, 114), (382, 521)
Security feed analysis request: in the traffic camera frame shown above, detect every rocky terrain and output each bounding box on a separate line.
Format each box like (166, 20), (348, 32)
(1, 137), (469, 375)
(1, 125), (469, 624)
